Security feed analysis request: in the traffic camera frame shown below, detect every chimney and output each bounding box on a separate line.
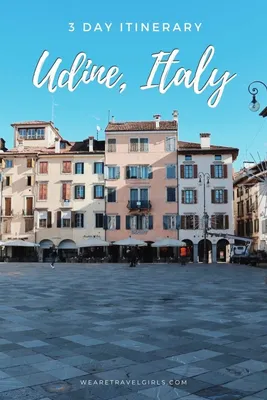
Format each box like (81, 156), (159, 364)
(17, 138), (24, 152)
(200, 133), (211, 149)
(89, 136), (94, 152)
(111, 116), (115, 123)
(55, 137), (60, 153)
(153, 114), (161, 129)
(172, 110), (178, 121)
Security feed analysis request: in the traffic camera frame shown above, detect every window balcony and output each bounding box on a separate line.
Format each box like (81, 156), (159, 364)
(22, 209), (34, 216)
(1, 210), (13, 217)
(61, 200), (73, 208)
(127, 200), (151, 210)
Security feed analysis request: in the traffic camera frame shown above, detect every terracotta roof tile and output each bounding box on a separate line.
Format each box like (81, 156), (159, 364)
(178, 140), (237, 151)
(106, 121), (177, 132)
(11, 121), (52, 126)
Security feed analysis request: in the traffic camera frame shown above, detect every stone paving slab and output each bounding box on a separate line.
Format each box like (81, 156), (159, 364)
(0, 262), (266, 399)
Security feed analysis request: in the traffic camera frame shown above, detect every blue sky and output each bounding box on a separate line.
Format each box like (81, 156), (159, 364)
(1, 0), (267, 168)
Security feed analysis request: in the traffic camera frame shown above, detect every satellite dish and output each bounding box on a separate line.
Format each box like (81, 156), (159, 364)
(96, 125), (101, 132)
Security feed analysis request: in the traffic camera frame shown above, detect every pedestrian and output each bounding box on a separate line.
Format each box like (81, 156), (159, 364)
(129, 246), (138, 267)
(50, 245), (57, 269)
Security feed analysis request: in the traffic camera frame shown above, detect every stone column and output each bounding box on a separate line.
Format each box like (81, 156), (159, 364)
(212, 243), (217, 263)
(193, 244), (198, 263)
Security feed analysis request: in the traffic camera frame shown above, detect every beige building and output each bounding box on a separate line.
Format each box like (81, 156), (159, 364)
(0, 121), (105, 261)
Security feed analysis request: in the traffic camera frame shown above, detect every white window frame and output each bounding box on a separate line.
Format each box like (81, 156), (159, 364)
(107, 215), (116, 230)
(165, 136), (176, 152)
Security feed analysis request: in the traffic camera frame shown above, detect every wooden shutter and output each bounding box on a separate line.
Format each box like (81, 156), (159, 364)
(193, 164), (198, 178)
(62, 183), (66, 200)
(224, 190), (228, 203)
(71, 211), (75, 228)
(195, 215), (199, 229)
(163, 216), (168, 230)
(116, 166), (120, 179)
(181, 216), (186, 229)
(223, 164), (228, 178)
(116, 215), (120, 230)
(94, 163), (97, 173)
(194, 190), (197, 204)
(176, 215), (181, 229)
(93, 186), (96, 199)
(81, 214), (84, 228)
(66, 183), (71, 200)
(225, 215), (229, 229)
(47, 211), (52, 228)
(211, 215), (216, 229)
(211, 190), (215, 203)
(181, 190), (185, 204)
(148, 166), (153, 179)
(82, 186), (85, 199)
(210, 165), (215, 178)
(126, 215), (131, 230)
(126, 166), (130, 179)
(57, 211), (61, 228)
(180, 165), (185, 178)
(149, 215), (153, 229)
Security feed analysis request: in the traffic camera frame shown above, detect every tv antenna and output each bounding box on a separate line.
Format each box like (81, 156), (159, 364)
(96, 125), (101, 140)
(51, 97), (59, 123)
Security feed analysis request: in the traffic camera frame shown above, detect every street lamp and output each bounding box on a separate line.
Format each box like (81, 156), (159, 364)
(199, 172), (210, 264)
(248, 81), (267, 117)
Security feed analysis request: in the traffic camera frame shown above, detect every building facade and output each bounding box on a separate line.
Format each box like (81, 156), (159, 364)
(178, 134), (238, 263)
(105, 113), (179, 261)
(0, 121), (105, 260)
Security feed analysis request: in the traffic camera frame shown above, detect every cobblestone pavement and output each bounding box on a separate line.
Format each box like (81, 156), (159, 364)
(0, 262), (267, 400)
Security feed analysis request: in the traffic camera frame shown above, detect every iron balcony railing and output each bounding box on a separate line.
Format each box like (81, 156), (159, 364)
(127, 200), (151, 210)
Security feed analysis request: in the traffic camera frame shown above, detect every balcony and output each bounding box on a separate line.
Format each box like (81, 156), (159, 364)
(1, 209), (13, 217)
(61, 200), (73, 208)
(22, 209), (34, 217)
(127, 200), (151, 210)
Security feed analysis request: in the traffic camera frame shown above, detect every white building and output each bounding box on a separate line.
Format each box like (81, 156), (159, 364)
(178, 133), (238, 263)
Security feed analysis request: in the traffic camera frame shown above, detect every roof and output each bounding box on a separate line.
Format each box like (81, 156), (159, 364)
(2, 139), (105, 156)
(178, 141), (239, 160)
(11, 121), (52, 127)
(106, 121), (177, 132)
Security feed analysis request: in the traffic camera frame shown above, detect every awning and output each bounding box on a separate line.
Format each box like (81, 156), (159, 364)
(2, 240), (40, 247)
(152, 238), (186, 248)
(113, 237), (147, 247)
(77, 238), (109, 248)
(39, 239), (54, 249)
(58, 240), (77, 249)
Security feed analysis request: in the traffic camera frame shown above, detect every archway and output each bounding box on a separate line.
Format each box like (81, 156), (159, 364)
(58, 240), (77, 262)
(39, 239), (54, 262)
(217, 239), (230, 262)
(183, 239), (194, 262)
(198, 239), (212, 263)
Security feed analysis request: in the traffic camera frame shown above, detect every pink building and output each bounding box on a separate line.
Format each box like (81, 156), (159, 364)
(105, 113), (179, 262)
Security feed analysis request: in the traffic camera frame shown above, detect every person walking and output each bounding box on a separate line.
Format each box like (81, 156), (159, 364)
(129, 246), (138, 267)
(50, 245), (57, 269)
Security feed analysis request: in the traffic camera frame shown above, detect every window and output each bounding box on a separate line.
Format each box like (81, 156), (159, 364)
(75, 162), (84, 174)
(5, 160), (13, 168)
(62, 161), (71, 173)
(126, 215), (153, 230)
(27, 176), (32, 186)
(95, 213), (104, 228)
(167, 187), (176, 202)
(166, 165), (176, 179)
(74, 185), (85, 199)
(185, 155), (192, 161)
(39, 211), (47, 228)
(214, 165), (223, 178)
(106, 166), (120, 179)
(215, 155), (222, 160)
(61, 211), (71, 228)
(27, 159), (33, 168)
(18, 128), (45, 140)
(75, 213), (84, 228)
(213, 189), (224, 204)
(38, 183), (48, 200)
(129, 138), (149, 152)
(184, 165), (193, 179)
(165, 137), (176, 152)
(107, 215), (120, 230)
(107, 138), (116, 152)
(254, 219), (259, 233)
(126, 166), (152, 179)
(4, 198), (12, 216)
(130, 188), (148, 202)
(94, 162), (104, 174)
(107, 188), (116, 202)
(5, 176), (11, 186)
(25, 218), (34, 232)
(163, 215), (179, 230)
(140, 138), (149, 152)
(211, 214), (229, 230)
(237, 201), (244, 217)
(60, 142), (66, 149)
(39, 161), (48, 174)
(94, 185), (104, 199)
(62, 183), (71, 200)
(182, 190), (197, 204)
(181, 215), (199, 230)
